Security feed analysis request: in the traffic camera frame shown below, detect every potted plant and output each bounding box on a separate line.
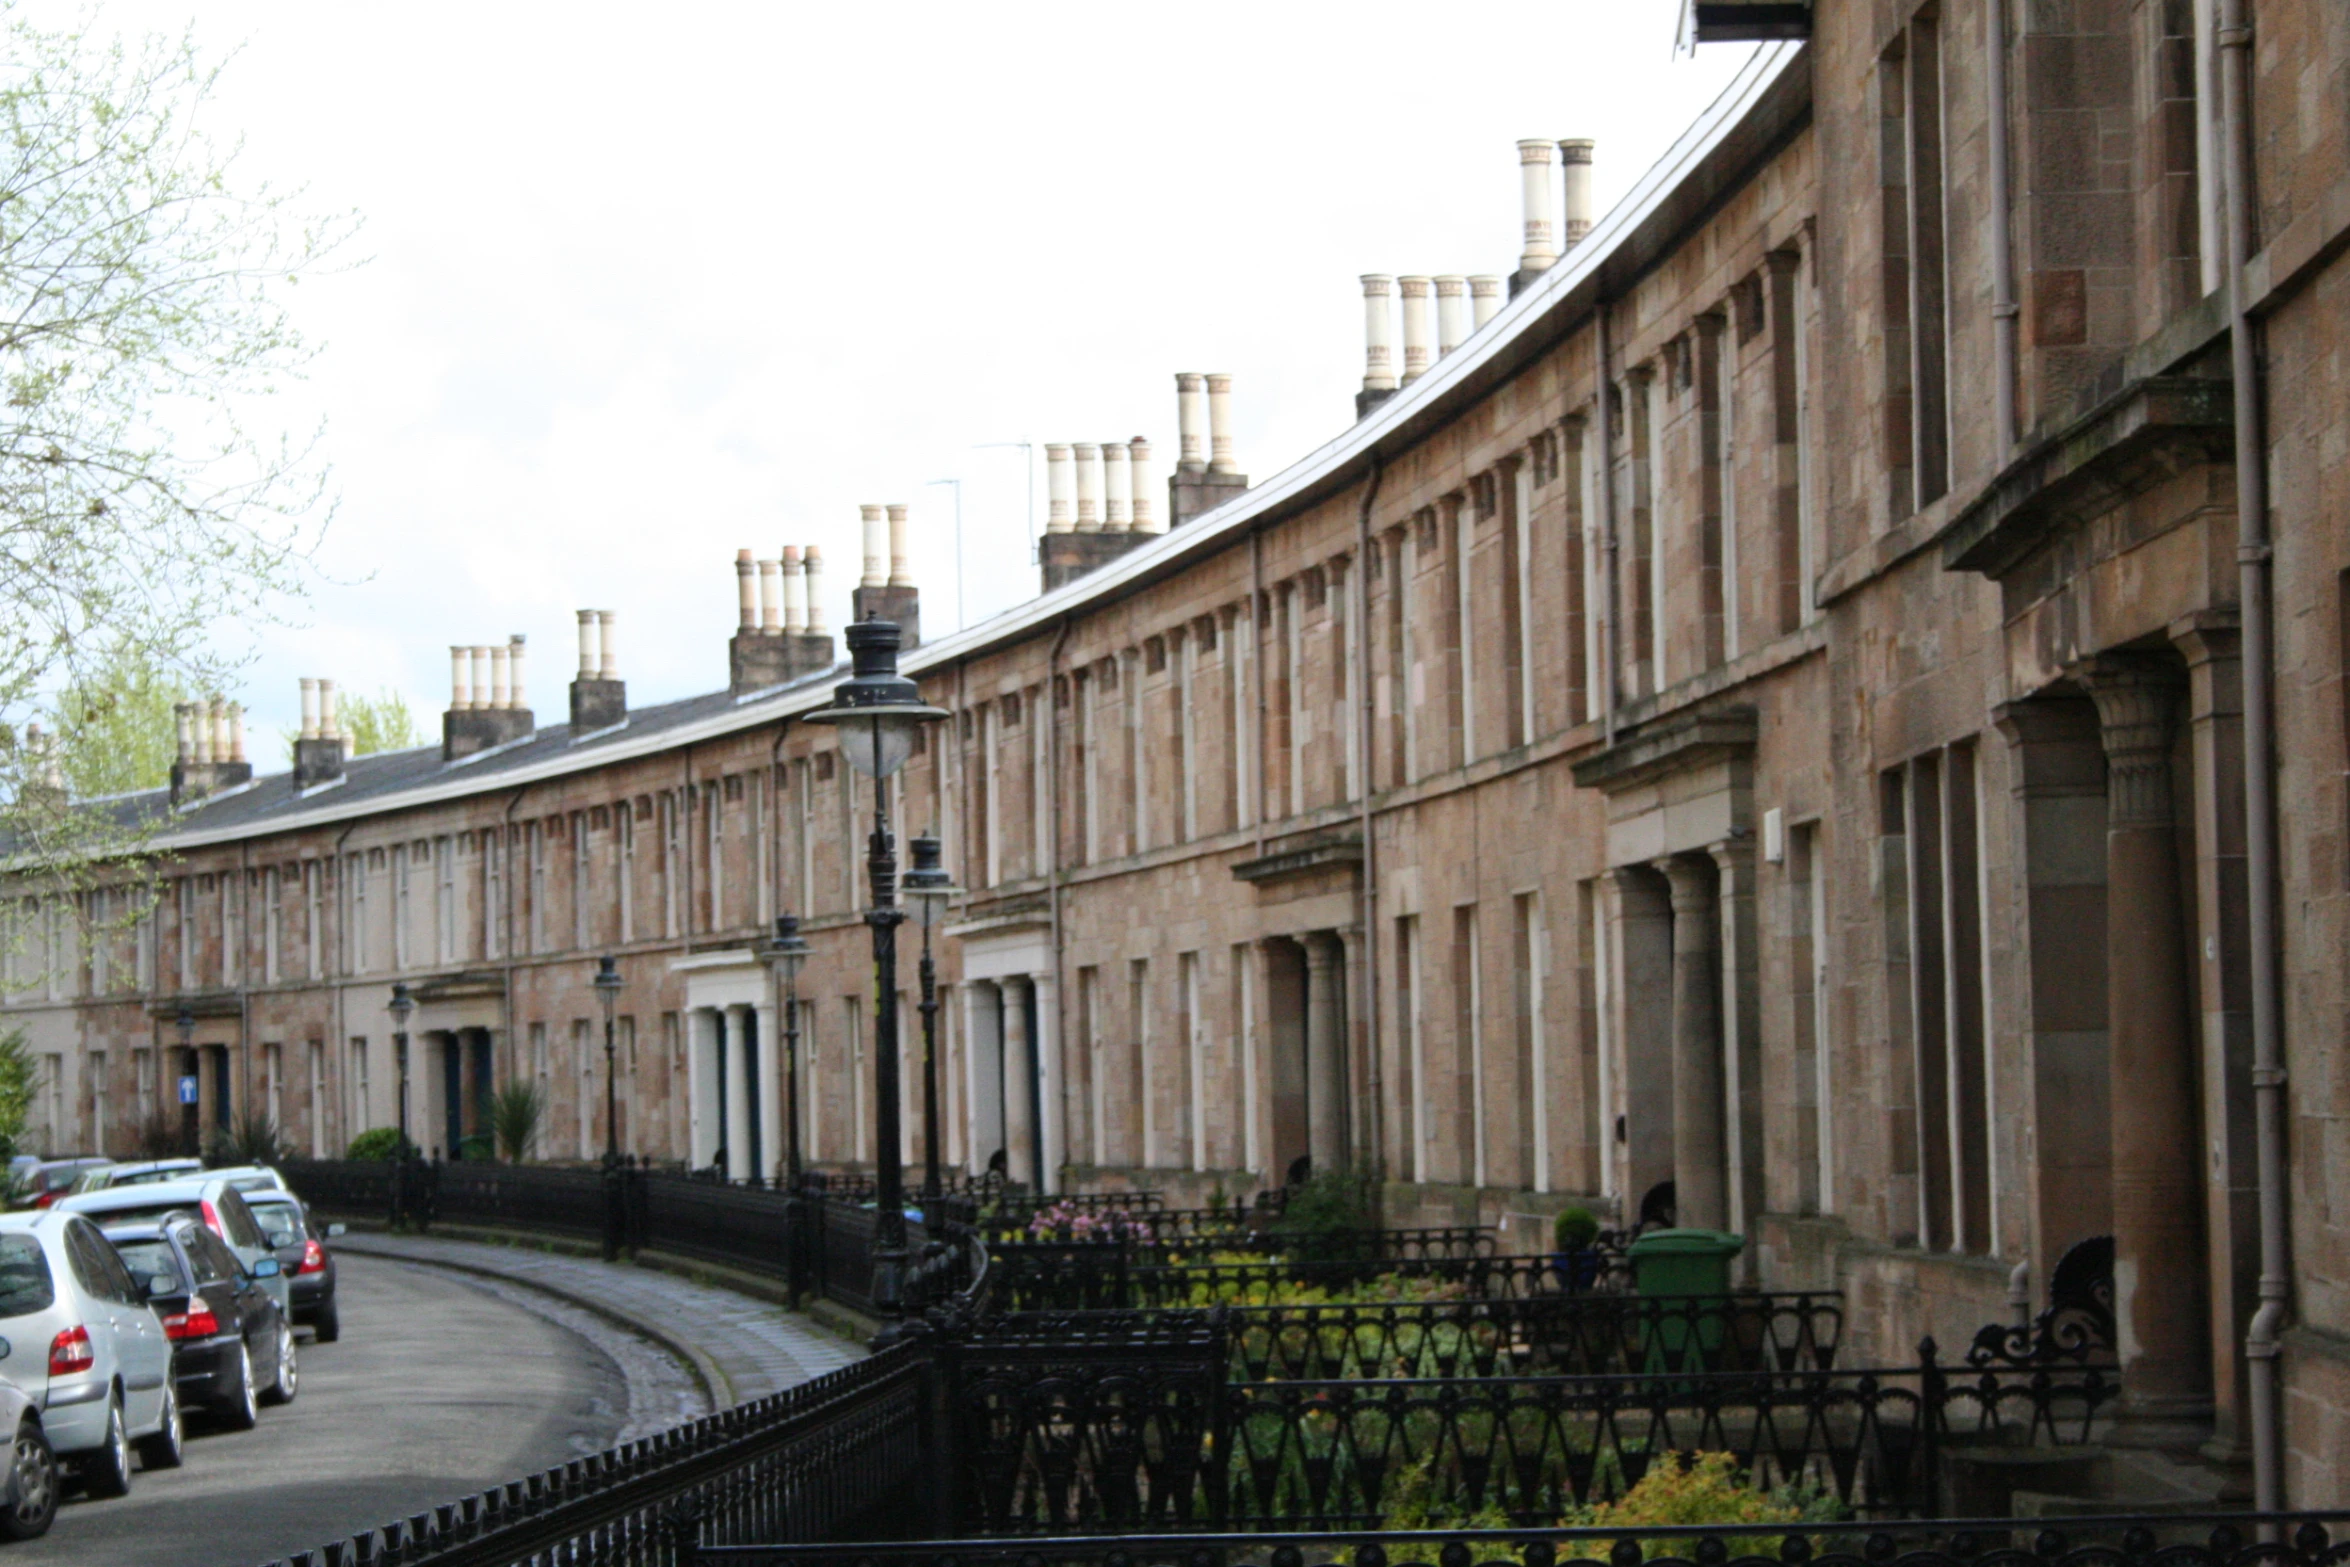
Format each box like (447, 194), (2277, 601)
(1552, 1206), (1603, 1290)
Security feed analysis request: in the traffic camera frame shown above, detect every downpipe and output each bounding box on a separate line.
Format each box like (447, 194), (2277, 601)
(2217, 0), (2289, 1513)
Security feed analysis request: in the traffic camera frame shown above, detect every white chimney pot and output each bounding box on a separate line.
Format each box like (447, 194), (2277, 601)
(1399, 277), (1433, 383)
(596, 613), (618, 677)
(1102, 443), (1131, 532)
(470, 646), (492, 712)
(859, 505), (886, 588)
(299, 678), (320, 741)
(804, 547), (827, 633)
(1517, 138), (1560, 275)
(782, 547), (807, 634)
(1559, 138), (1595, 248)
(758, 559), (781, 631)
(576, 610), (599, 676)
(451, 646), (472, 711)
(1359, 275), (1397, 393)
(1470, 275), (1503, 327)
(1129, 436), (1159, 533)
(507, 634), (527, 710)
(1175, 374), (1208, 475)
(886, 503), (913, 587)
(1206, 374), (1238, 476)
(1435, 275), (1468, 355)
(1073, 442), (1102, 532)
(735, 548), (757, 630)
(1045, 444), (1074, 534)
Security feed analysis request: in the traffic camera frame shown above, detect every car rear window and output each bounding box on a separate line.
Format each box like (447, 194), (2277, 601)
(248, 1202), (305, 1246)
(216, 1189), (266, 1250)
(108, 1238), (182, 1289)
(0, 1235), (54, 1317)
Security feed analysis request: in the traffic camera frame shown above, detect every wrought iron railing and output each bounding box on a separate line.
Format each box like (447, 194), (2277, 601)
(257, 1342), (937, 1567)
(987, 1251), (1628, 1313)
(679, 1515), (2350, 1567)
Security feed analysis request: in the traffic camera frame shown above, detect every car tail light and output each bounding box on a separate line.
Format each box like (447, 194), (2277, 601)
(160, 1295), (218, 1342)
(47, 1324), (93, 1375)
(298, 1239), (326, 1275)
(199, 1198), (222, 1237)
(30, 1191), (56, 1210)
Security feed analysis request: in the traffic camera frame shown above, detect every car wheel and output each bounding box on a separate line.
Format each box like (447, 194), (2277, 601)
(312, 1301), (340, 1344)
(0, 1418), (58, 1539)
(260, 1322), (298, 1407)
(218, 1344), (260, 1432)
(135, 1380), (183, 1470)
(80, 1392), (133, 1498)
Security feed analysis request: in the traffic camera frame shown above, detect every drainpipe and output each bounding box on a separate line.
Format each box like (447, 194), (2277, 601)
(1046, 615), (1071, 1196)
(1596, 303), (1622, 747)
(2217, 0), (2287, 1513)
(502, 785), (530, 1097)
(1354, 454), (1385, 1180)
(1251, 527), (1269, 860)
(1986, 0), (2018, 462)
(333, 821), (358, 1145)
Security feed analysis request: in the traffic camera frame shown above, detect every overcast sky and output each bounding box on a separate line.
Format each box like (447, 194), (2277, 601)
(47, 2), (1754, 750)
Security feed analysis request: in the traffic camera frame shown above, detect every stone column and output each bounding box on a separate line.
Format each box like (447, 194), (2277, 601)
(1657, 854), (1727, 1231)
(1003, 979), (1037, 1187)
(1030, 971), (1061, 1195)
(1709, 837), (1764, 1251)
(2175, 615), (2258, 1457)
(2078, 652), (2211, 1434)
(712, 1006), (735, 1179)
(1610, 866), (1676, 1213)
(1304, 932), (1347, 1174)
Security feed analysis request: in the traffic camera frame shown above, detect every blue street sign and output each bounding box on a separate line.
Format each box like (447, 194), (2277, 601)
(177, 1076), (199, 1106)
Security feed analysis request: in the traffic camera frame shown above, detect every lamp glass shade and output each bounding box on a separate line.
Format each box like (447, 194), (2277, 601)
(838, 711), (920, 780)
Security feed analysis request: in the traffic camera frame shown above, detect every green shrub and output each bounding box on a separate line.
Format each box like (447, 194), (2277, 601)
(1562, 1452), (1844, 1560)
(490, 1080), (546, 1162)
(209, 1111), (287, 1167)
(1268, 1169), (1380, 1261)
(345, 1126), (413, 1161)
(1554, 1206), (1601, 1250)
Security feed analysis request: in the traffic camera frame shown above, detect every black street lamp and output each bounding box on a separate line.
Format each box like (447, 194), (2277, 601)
(594, 957), (624, 1165)
(759, 915), (812, 1185)
(803, 618), (945, 1320)
(388, 982), (415, 1225)
(904, 833), (961, 1201)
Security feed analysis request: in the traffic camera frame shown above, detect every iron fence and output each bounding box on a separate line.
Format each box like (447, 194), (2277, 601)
(987, 1252), (1628, 1314)
(259, 1343), (937, 1567)
(678, 1515), (2350, 1567)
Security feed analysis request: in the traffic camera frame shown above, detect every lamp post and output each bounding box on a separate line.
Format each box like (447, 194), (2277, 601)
(594, 957), (624, 1165)
(174, 1005), (196, 1157)
(388, 982), (415, 1226)
(803, 618), (946, 1321)
(903, 833), (962, 1201)
(759, 915), (812, 1185)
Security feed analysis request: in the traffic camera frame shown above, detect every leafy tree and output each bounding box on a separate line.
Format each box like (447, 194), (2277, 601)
(0, 1029), (34, 1160)
(339, 686), (419, 756)
(44, 641), (197, 798)
(0, 9), (348, 888)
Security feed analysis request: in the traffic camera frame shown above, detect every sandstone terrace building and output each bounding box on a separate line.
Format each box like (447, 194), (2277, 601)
(8, 11), (2350, 1500)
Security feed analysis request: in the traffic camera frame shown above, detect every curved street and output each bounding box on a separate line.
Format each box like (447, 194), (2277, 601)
(25, 1253), (693, 1567)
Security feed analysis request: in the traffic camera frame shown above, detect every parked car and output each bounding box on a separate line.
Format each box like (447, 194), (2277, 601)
(0, 1381), (57, 1540)
(199, 1165), (289, 1198)
(56, 1181), (292, 1316)
(17, 1160), (109, 1211)
(101, 1218), (294, 1426)
(242, 1192), (341, 1343)
(0, 1212), (180, 1496)
(66, 1159), (202, 1198)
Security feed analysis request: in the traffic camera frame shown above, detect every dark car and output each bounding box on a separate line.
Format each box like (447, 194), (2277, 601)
(100, 1218), (296, 1430)
(242, 1192), (341, 1343)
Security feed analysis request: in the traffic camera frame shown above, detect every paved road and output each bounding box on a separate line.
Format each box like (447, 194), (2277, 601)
(27, 1253), (695, 1567)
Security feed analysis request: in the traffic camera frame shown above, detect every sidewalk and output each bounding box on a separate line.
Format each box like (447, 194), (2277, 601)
(337, 1232), (865, 1407)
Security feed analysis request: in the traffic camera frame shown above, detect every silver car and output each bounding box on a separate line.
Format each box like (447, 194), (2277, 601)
(0, 1381), (57, 1540)
(57, 1179), (292, 1316)
(0, 1212), (181, 1497)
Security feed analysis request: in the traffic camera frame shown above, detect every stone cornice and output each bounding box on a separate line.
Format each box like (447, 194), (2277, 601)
(1569, 707), (1758, 795)
(1231, 833), (1364, 887)
(1940, 376), (2235, 579)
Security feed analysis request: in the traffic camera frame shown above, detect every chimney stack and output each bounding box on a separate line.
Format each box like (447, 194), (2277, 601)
(1559, 139), (1595, 248)
(1398, 277), (1433, 383)
(1436, 275), (1468, 355)
(293, 675), (348, 789)
(170, 694), (255, 805)
(1207, 374), (1238, 477)
(1470, 275), (1502, 327)
(1074, 443), (1103, 532)
(859, 505), (887, 588)
(736, 544), (840, 693)
(852, 508), (921, 645)
(1170, 372), (1248, 527)
(1515, 139), (1560, 289)
(1358, 275), (1397, 417)
(1045, 444), (1074, 533)
(1102, 443), (1131, 531)
(805, 547), (827, 634)
(782, 547), (807, 632)
(571, 609), (628, 732)
(887, 503), (913, 586)
(1174, 374), (1208, 476)
(735, 548), (758, 631)
(443, 635), (535, 761)
(1129, 437), (1159, 534)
